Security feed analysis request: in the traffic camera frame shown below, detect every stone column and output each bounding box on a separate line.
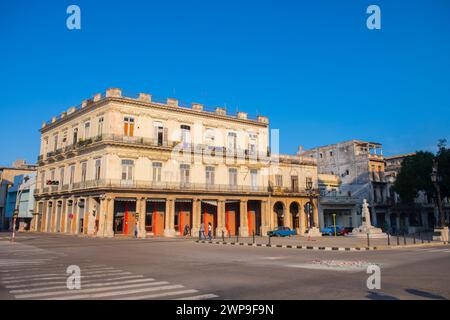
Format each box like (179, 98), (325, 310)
(313, 198), (319, 227)
(97, 196), (107, 237)
(239, 200), (249, 237)
(61, 199), (68, 233)
(216, 199), (226, 237)
(51, 200), (57, 233)
(104, 197), (114, 238)
(260, 200), (270, 237)
(138, 197), (147, 239)
(283, 202), (290, 228)
(191, 198), (201, 237)
(299, 201), (306, 236)
(87, 197), (97, 236)
(164, 198), (176, 237)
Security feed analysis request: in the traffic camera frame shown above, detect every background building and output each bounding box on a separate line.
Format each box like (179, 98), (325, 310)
(385, 153), (450, 234)
(301, 140), (387, 229)
(0, 160), (37, 230)
(33, 88), (319, 238)
(5, 172), (37, 231)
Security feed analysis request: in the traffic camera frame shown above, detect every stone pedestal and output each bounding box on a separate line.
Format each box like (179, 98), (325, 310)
(350, 199), (387, 239)
(306, 227), (322, 237)
(432, 227), (449, 242)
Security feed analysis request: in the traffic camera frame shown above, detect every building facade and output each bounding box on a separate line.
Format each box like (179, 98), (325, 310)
(0, 160), (37, 230)
(385, 153), (450, 233)
(5, 172), (37, 231)
(32, 88), (319, 238)
(301, 140), (387, 229)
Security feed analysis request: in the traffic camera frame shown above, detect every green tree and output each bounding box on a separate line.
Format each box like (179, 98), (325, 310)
(436, 139), (450, 199)
(393, 151), (435, 204)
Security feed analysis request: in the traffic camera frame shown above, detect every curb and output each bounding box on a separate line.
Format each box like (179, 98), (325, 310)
(195, 240), (375, 251)
(195, 240), (449, 252)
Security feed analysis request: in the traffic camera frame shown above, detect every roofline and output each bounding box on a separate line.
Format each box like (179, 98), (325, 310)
(302, 139), (383, 152)
(384, 152), (416, 160)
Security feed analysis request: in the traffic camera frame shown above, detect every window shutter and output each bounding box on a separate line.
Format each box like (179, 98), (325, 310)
(163, 128), (168, 146)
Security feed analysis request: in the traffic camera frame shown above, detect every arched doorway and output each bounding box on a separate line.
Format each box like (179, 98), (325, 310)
(290, 202), (300, 230)
(304, 202), (314, 229)
(273, 202), (285, 227)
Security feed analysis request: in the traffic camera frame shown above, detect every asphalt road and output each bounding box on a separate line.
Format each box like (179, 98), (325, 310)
(0, 233), (449, 300)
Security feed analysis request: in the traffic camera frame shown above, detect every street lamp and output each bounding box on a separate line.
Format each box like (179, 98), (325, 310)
(332, 213), (337, 237)
(305, 178), (315, 229)
(431, 159), (445, 228)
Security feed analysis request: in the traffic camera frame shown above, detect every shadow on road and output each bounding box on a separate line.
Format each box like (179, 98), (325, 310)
(405, 289), (446, 300)
(366, 291), (399, 300)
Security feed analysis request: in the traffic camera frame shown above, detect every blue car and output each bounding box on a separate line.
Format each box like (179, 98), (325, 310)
(320, 225), (346, 236)
(267, 226), (296, 237)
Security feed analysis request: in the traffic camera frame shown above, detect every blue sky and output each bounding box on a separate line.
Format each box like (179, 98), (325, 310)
(1, 0), (449, 166)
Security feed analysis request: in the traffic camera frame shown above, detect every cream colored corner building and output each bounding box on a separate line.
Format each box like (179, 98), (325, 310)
(32, 88), (319, 238)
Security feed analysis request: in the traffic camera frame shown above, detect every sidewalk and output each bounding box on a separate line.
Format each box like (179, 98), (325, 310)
(196, 233), (449, 251)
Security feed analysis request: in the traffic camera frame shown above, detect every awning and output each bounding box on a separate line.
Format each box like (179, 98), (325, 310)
(146, 199), (166, 203)
(176, 199), (193, 203)
(114, 198), (137, 202)
(202, 200), (218, 207)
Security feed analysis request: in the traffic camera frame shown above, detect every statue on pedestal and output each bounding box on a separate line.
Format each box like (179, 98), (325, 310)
(350, 199), (387, 238)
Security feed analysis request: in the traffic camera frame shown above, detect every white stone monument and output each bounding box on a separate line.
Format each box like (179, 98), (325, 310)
(350, 199), (387, 238)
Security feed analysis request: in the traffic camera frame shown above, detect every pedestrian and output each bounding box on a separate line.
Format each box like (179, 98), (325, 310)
(200, 222), (206, 240)
(134, 223), (139, 239)
(183, 223), (189, 237)
(208, 223), (212, 241)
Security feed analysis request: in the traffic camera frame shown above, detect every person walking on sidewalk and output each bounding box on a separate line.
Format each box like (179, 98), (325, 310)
(200, 222), (206, 240)
(134, 223), (139, 239)
(208, 223), (212, 241)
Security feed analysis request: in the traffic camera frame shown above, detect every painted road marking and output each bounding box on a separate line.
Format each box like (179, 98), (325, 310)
(175, 294), (219, 300)
(121, 289), (199, 300)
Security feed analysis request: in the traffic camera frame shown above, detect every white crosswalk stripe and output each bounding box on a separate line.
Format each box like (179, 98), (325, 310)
(1, 240), (219, 300)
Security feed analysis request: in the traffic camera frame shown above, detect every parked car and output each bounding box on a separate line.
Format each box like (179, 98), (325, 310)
(320, 225), (347, 236)
(267, 226), (296, 237)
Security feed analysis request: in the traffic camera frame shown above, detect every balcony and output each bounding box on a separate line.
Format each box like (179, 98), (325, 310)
(39, 134), (272, 164)
(35, 179), (271, 195)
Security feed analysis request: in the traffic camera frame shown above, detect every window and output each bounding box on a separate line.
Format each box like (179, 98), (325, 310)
(250, 169), (258, 190)
(53, 135), (58, 151)
(275, 174), (283, 187)
(319, 153), (323, 159)
(40, 172), (45, 189)
(59, 167), (65, 186)
(121, 160), (134, 181)
(81, 162), (87, 182)
(330, 151), (333, 156)
(180, 125), (191, 145)
(228, 168), (238, 187)
(206, 166), (215, 186)
(154, 122), (165, 146)
(205, 129), (215, 146)
(124, 117), (135, 137)
(69, 165), (75, 185)
(98, 117), (104, 136)
(228, 132), (237, 153)
(43, 137), (48, 155)
(62, 131), (68, 147)
(84, 122), (90, 139)
(180, 164), (190, 185)
(152, 162), (162, 182)
(95, 159), (101, 180)
(73, 128), (78, 144)
(248, 132), (257, 155)
(291, 175), (299, 192)
(50, 169), (55, 181)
